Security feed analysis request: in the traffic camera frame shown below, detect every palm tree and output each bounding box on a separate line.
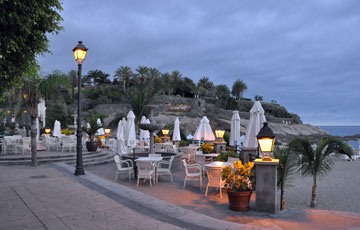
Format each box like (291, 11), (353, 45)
(289, 137), (353, 207)
(273, 146), (297, 210)
(148, 67), (161, 90)
(160, 72), (173, 95)
(114, 66), (133, 91)
(231, 79), (247, 100)
(197, 76), (214, 97)
(135, 65), (149, 84)
(21, 67), (70, 166)
(87, 69), (110, 86)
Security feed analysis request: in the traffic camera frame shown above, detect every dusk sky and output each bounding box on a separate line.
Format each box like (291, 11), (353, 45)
(37, 0), (360, 126)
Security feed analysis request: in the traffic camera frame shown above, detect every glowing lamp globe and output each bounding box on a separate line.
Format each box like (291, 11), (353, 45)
(105, 128), (111, 136)
(257, 122), (275, 161)
(72, 41), (88, 64)
(162, 129), (170, 137)
(215, 130), (225, 142)
(45, 129), (51, 134)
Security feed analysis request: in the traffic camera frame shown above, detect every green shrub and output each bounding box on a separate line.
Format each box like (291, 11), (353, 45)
(215, 151), (239, 162)
(178, 140), (191, 147)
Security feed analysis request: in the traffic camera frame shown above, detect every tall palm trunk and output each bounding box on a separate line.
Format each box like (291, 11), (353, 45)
(30, 103), (38, 166)
(311, 175), (317, 207)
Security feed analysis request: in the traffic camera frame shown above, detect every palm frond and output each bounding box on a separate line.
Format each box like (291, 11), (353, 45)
(273, 146), (297, 189)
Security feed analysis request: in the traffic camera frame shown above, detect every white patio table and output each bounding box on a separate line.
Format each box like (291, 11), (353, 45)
(135, 156), (163, 182)
(206, 161), (233, 168)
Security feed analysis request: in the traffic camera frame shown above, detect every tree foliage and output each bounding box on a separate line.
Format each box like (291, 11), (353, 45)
(231, 79), (247, 100)
(114, 66), (133, 90)
(21, 66), (69, 166)
(0, 0), (63, 94)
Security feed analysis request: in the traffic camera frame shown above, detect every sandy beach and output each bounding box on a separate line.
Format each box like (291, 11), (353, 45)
(284, 158), (360, 213)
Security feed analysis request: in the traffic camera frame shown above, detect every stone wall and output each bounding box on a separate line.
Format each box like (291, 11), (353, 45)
(93, 104), (131, 116)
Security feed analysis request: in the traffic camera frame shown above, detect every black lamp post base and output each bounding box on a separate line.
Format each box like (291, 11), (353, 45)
(74, 168), (85, 176)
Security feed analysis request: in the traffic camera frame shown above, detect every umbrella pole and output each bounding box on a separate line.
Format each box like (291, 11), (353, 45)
(132, 148), (137, 178)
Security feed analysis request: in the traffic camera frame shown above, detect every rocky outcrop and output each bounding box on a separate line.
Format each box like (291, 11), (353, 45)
(150, 113), (329, 144)
(93, 95), (329, 143)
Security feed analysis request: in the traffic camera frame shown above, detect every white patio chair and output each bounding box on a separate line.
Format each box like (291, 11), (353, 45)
(205, 167), (225, 198)
(187, 149), (196, 163)
(114, 155), (134, 182)
(227, 157), (239, 163)
(16, 137), (31, 155)
(4, 138), (16, 154)
(45, 135), (59, 151)
(195, 154), (206, 176)
(137, 161), (156, 187)
(61, 136), (75, 152)
(157, 156), (175, 183)
(182, 159), (202, 189)
(0, 139), (7, 155)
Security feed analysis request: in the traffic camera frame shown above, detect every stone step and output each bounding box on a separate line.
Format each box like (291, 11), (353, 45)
(0, 151), (95, 161)
(64, 154), (114, 165)
(67, 154), (115, 167)
(0, 151), (114, 165)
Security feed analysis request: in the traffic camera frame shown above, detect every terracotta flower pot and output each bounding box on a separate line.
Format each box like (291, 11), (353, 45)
(227, 189), (252, 211)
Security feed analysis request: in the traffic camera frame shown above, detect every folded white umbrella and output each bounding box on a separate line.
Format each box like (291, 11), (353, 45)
(37, 98), (46, 128)
(172, 117), (181, 141)
(126, 111), (137, 148)
(243, 101), (267, 148)
(139, 116), (150, 141)
(53, 120), (62, 137)
(193, 116), (215, 141)
(116, 119), (127, 155)
(96, 118), (105, 136)
(230, 111), (241, 146)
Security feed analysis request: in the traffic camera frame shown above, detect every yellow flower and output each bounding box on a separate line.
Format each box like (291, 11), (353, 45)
(154, 136), (163, 143)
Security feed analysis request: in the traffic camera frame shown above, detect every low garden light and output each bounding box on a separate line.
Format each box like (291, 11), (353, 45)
(24, 110), (27, 114)
(104, 128), (111, 136)
(45, 128), (51, 134)
(7, 110), (10, 114)
(23, 94), (28, 99)
(215, 130), (225, 142)
(257, 122), (275, 161)
(162, 129), (170, 137)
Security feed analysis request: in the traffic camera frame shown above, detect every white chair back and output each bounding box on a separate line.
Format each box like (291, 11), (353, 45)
(206, 167), (223, 187)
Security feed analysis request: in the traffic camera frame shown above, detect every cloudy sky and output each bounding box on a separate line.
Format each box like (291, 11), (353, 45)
(37, 0), (360, 126)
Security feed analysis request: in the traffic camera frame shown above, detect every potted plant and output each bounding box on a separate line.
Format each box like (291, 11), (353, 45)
(82, 113), (102, 152)
(200, 142), (213, 154)
(222, 161), (255, 211)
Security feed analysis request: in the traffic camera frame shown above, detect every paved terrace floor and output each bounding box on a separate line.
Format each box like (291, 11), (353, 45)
(0, 157), (360, 229)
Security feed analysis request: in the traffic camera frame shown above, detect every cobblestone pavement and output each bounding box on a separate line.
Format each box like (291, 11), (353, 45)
(0, 165), (187, 230)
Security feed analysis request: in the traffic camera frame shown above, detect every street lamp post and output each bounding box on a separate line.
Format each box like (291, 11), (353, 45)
(73, 41), (88, 176)
(24, 110), (29, 137)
